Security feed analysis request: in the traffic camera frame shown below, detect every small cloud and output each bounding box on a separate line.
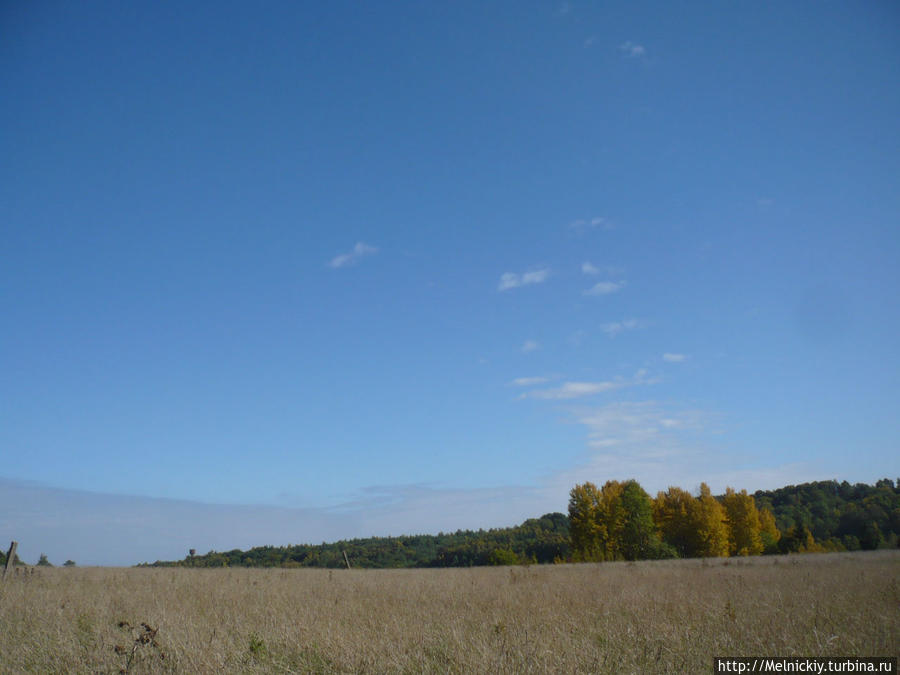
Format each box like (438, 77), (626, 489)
(510, 376), (549, 387)
(329, 242), (378, 268)
(573, 401), (705, 458)
(522, 368), (657, 401)
(522, 269), (549, 284)
(498, 273), (518, 291)
(569, 217), (613, 234)
(527, 381), (622, 400)
(602, 318), (639, 337)
(757, 197), (774, 209)
(619, 41), (646, 58)
(663, 353), (687, 363)
(590, 438), (621, 448)
(583, 280), (625, 296)
(558, 2), (571, 15)
(521, 340), (540, 354)
(498, 268), (550, 292)
(636, 369), (662, 385)
(583, 35), (597, 48)
(582, 262), (625, 277)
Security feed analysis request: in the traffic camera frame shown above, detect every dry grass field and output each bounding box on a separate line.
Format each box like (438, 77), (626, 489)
(0, 551), (897, 674)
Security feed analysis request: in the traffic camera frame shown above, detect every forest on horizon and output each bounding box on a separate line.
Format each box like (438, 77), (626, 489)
(109, 478), (900, 570)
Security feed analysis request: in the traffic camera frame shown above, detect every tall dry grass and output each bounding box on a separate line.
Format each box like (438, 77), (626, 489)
(0, 551), (897, 673)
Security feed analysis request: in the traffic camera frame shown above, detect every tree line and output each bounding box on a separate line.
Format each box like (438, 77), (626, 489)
(569, 478), (899, 561)
(139, 478), (899, 568)
(568, 480), (779, 560)
(140, 513), (570, 569)
(0, 551), (75, 567)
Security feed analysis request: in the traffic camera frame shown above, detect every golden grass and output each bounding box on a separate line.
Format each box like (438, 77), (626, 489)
(1, 551), (897, 673)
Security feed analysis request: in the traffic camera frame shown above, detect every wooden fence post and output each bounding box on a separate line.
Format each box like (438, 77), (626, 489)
(342, 550), (351, 570)
(3, 541), (17, 580)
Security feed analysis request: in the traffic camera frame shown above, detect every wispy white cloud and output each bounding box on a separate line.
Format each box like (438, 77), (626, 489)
(520, 340), (540, 354)
(525, 380), (622, 400)
(582, 262), (625, 277)
(663, 353), (687, 363)
(498, 268), (550, 292)
(329, 241), (378, 268)
(569, 216), (612, 234)
(523, 269), (550, 284)
(510, 376), (549, 387)
(601, 318), (639, 337)
(633, 368), (658, 384)
(544, 401), (714, 492)
(584, 280), (626, 296)
(521, 369), (656, 400)
(544, 400), (830, 497)
(583, 36), (597, 48)
(577, 402), (702, 449)
(619, 41), (646, 58)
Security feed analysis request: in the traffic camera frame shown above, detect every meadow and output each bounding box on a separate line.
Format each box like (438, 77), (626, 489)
(1, 551), (897, 674)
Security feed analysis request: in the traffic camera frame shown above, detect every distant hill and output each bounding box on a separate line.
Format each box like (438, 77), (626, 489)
(753, 478), (899, 552)
(141, 479), (899, 568)
(143, 512), (570, 568)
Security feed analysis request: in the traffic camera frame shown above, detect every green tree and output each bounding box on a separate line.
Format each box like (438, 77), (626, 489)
(63, 560), (76, 567)
(487, 548), (520, 566)
(37, 553), (53, 567)
(618, 480), (662, 560)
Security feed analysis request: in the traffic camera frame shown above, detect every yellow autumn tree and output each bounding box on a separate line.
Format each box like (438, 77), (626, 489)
(654, 486), (702, 557)
(695, 483), (730, 557)
(597, 480), (626, 560)
(796, 526), (825, 553)
(570, 480), (653, 561)
(568, 482), (603, 561)
(722, 487), (764, 556)
(758, 508), (781, 553)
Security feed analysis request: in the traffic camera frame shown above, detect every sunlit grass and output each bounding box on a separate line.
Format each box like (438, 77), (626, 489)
(1, 551), (897, 673)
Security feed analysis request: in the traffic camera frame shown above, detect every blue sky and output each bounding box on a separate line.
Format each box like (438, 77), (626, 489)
(2, 1), (899, 565)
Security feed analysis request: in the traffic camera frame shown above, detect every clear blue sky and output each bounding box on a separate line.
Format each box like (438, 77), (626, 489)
(2, 1), (898, 564)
